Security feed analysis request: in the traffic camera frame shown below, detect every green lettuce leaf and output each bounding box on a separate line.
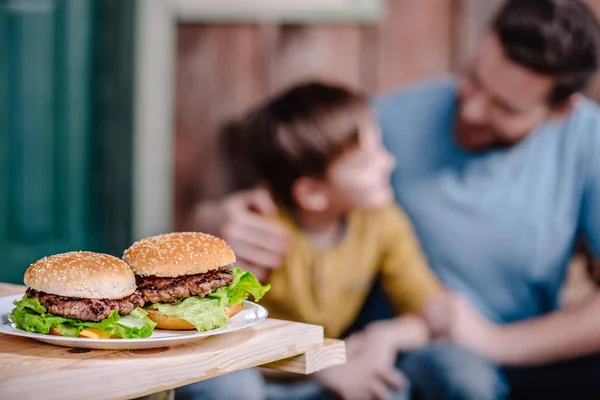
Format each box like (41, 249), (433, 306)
(152, 296), (229, 332)
(223, 268), (270, 305)
(149, 268), (270, 332)
(9, 296), (156, 338)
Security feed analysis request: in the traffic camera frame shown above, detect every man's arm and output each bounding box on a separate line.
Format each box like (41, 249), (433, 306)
(490, 290), (600, 365)
(432, 123), (600, 366)
(188, 187), (289, 281)
(492, 124), (600, 364)
(379, 205), (444, 316)
(427, 286), (600, 367)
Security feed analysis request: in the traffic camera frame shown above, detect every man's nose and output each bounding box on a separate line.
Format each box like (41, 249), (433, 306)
(461, 92), (489, 125)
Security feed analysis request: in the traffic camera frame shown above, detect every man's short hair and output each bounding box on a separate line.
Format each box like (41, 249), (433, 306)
(494, 0), (600, 106)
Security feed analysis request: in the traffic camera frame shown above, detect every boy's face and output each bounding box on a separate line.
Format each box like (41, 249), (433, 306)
(324, 122), (396, 212)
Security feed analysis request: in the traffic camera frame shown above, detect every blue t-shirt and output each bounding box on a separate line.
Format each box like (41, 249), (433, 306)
(375, 78), (600, 324)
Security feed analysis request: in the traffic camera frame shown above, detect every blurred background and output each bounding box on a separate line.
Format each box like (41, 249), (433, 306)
(2, 0), (600, 299)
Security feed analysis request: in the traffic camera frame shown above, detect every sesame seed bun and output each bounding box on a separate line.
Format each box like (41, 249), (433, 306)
(123, 232), (236, 277)
(145, 303), (243, 330)
(24, 251), (137, 299)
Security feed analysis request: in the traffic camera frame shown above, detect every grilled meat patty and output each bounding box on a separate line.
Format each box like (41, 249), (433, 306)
(25, 288), (144, 322)
(135, 268), (234, 304)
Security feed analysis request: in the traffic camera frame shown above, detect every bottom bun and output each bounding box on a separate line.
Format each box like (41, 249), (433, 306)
(146, 303), (244, 330)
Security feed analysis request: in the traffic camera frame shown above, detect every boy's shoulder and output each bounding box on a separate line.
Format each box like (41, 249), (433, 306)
(347, 204), (418, 254)
(272, 203), (410, 228)
(271, 204), (414, 250)
(350, 203), (412, 232)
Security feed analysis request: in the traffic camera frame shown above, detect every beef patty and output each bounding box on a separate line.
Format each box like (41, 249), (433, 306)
(25, 288), (145, 322)
(135, 268), (234, 304)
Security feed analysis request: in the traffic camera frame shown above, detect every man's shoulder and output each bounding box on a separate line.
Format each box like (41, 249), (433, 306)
(374, 77), (457, 154)
(569, 98), (600, 181)
(560, 97), (600, 154)
(572, 97), (600, 126)
(373, 76), (457, 114)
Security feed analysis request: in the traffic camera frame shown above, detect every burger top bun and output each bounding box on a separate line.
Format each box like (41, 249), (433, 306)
(24, 251), (137, 299)
(123, 232), (236, 278)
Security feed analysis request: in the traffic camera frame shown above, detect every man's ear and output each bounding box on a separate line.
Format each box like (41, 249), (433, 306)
(550, 95), (579, 119)
(291, 177), (329, 212)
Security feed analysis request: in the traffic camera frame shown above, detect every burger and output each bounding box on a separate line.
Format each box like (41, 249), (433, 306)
(122, 232), (269, 331)
(9, 251), (157, 338)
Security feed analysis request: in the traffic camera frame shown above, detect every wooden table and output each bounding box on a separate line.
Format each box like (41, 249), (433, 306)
(0, 283), (345, 400)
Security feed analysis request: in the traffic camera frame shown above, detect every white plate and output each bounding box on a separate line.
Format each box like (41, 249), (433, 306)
(0, 294), (268, 350)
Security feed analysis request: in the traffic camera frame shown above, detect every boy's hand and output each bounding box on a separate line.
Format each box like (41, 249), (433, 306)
(315, 360), (406, 400)
(316, 318), (426, 400)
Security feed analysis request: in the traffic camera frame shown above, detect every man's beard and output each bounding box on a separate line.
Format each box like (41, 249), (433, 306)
(453, 117), (520, 153)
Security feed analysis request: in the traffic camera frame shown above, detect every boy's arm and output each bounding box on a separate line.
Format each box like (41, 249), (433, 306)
(363, 315), (431, 351)
(378, 205), (444, 318)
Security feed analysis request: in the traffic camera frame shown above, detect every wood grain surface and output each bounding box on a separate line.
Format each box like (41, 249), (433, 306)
(0, 283), (345, 400)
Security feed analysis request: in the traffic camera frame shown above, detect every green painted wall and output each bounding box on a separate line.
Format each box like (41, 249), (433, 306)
(0, 0), (134, 284)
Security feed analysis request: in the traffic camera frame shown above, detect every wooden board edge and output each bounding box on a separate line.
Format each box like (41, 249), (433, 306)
(0, 320), (326, 400)
(261, 338), (346, 375)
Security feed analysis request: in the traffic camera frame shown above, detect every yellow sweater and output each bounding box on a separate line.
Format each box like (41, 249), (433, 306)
(261, 204), (442, 338)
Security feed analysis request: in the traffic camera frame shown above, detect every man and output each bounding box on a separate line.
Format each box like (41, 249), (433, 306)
(190, 0), (600, 398)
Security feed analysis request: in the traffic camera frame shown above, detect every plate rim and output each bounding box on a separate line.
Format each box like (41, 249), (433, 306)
(0, 293), (268, 346)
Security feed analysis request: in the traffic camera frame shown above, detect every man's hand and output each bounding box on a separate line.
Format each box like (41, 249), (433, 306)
(424, 293), (504, 360)
(191, 187), (289, 282)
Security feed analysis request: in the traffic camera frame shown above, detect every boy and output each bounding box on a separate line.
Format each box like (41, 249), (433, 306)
(177, 82), (443, 400)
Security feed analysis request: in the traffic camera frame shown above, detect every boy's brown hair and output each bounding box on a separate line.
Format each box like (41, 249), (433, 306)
(227, 82), (371, 208)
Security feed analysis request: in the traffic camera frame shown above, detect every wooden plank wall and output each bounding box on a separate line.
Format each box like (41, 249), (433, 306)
(174, 0), (456, 229)
(173, 0), (600, 230)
